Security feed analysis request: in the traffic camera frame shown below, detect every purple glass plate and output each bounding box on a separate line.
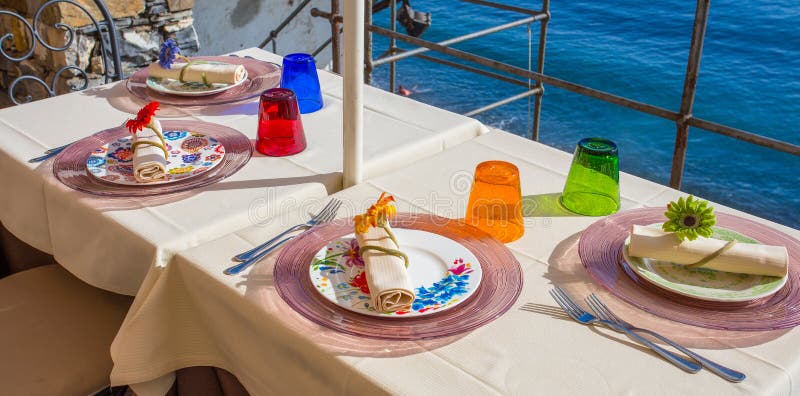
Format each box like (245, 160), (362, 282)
(53, 120), (252, 197)
(580, 207), (800, 331)
(126, 56), (280, 106)
(274, 213), (524, 340)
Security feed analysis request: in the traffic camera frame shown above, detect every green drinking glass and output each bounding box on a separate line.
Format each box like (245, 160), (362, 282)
(560, 137), (620, 216)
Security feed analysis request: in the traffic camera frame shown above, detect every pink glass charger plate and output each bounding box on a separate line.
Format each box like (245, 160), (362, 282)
(53, 120), (252, 197)
(274, 213), (524, 340)
(126, 56), (280, 106)
(580, 207), (800, 331)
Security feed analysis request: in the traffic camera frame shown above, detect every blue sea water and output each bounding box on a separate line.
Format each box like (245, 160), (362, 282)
(370, 1), (800, 229)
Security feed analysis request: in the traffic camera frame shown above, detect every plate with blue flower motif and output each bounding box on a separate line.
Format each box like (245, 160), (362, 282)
(145, 61), (249, 97)
(86, 130), (226, 186)
(309, 228), (483, 317)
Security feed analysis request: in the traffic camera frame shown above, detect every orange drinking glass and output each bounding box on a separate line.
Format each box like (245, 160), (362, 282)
(465, 161), (524, 243)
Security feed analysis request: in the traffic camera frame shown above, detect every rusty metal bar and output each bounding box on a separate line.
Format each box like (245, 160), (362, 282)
(364, 0), (373, 84)
(670, 0), (708, 189)
(388, 0), (397, 92)
(459, 0), (544, 16)
(465, 88), (542, 117)
(259, 0), (314, 50)
(413, 53), (535, 87)
(373, 14), (547, 67)
(331, 0), (341, 73)
(532, 0), (550, 141)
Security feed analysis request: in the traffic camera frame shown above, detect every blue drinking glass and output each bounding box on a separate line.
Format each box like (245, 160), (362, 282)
(279, 53), (324, 114)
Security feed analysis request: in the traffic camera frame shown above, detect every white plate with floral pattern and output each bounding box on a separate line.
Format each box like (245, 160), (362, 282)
(309, 228), (483, 317)
(623, 225), (787, 302)
(86, 130), (226, 186)
(146, 61), (248, 96)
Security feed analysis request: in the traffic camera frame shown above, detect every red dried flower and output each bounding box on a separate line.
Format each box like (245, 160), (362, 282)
(125, 101), (160, 133)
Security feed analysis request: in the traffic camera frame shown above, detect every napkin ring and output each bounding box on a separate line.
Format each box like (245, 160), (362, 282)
(359, 245), (409, 268)
(684, 240), (737, 269)
(131, 140), (169, 159)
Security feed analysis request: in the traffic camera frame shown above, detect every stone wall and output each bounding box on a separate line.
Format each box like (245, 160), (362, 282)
(0, 0), (199, 103)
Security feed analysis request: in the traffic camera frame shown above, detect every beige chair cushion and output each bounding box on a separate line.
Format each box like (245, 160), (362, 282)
(0, 265), (132, 396)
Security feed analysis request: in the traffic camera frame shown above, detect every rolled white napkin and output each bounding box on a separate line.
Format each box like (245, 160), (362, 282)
(132, 119), (167, 183)
(628, 224), (789, 277)
(355, 224), (415, 313)
(148, 62), (247, 85)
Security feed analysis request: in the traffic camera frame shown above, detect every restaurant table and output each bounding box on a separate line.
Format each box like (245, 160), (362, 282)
(0, 48), (486, 295)
(111, 129), (800, 395)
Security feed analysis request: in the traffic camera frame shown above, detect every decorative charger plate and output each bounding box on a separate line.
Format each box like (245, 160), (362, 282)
(622, 225), (787, 303)
(580, 207), (800, 331)
(86, 131), (226, 186)
(127, 56), (280, 106)
(145, 61), (249, 97)
(310, 228), (483, 317)
(54, 120), (252, 197)
(274, 213), (523, 340)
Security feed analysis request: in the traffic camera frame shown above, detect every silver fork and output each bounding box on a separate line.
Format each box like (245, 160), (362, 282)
(586, 293), (745, 382)
(549, 287), (701, 373)
(223, 199), (342, 275)
(232, 198), (342, 262)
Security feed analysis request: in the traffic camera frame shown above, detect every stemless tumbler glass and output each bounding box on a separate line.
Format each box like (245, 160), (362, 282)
(280, 53), (324, 114)
(256, 88), (307, 157)
(465, 161), (524, 243)
(560, 137), (620, 216)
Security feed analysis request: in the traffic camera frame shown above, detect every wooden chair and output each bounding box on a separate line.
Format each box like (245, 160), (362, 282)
(0, 264), (132, 395)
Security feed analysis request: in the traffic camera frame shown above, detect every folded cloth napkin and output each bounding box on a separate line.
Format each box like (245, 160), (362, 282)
(148, 62), (247, 85)
(628, 225), (789, 277)
(132, 119), (167, 183)
(355, 224), (415, 313)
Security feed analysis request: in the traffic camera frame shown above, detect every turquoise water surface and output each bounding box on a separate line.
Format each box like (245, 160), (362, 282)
(370, 0), (799, 228)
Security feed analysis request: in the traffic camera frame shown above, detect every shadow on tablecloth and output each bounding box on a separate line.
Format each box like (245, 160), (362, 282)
(82, 84), (259, 118)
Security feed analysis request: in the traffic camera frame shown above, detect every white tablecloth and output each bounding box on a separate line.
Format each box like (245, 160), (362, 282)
(111, 130), (800, 395)
(0, 48), (486, 295)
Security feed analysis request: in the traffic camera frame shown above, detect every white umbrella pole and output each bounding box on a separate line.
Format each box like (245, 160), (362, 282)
(342, 0), (364, 188)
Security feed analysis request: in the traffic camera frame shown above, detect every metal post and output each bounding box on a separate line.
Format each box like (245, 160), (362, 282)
(343, 0), (365, 187)
(331, 0), (341, 73)
(532, 0), (549, 141)
(389, 0), (397, 92)
(669, 0), (709, 189)
(364, 0), (373, 84)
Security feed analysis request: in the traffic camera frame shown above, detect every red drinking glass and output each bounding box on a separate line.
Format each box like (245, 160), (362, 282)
(256, 88), (307, 156)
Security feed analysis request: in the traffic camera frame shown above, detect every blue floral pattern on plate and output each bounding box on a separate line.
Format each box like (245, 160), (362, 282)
(309, 231), (482, 317)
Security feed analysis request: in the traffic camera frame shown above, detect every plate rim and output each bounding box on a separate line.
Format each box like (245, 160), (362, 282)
(145, 63), (249, 97)
(86, 131), (226, 186)
(621, 227), (787, 303)
(308, 227), (484, 318)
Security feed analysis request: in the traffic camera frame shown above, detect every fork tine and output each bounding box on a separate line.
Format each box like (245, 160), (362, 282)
(589, 293), (626, 324)
(549, 289), (580, 320)
(311, 199), (337, 221)
(585, 295), (613, 322)
(320, 200), (342, 223)
(554, 287), (586, 315)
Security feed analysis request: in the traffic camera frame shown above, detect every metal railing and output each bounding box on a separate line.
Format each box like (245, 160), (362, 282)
(308, 0), (799, 189)
(0, 0), (123, 105)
